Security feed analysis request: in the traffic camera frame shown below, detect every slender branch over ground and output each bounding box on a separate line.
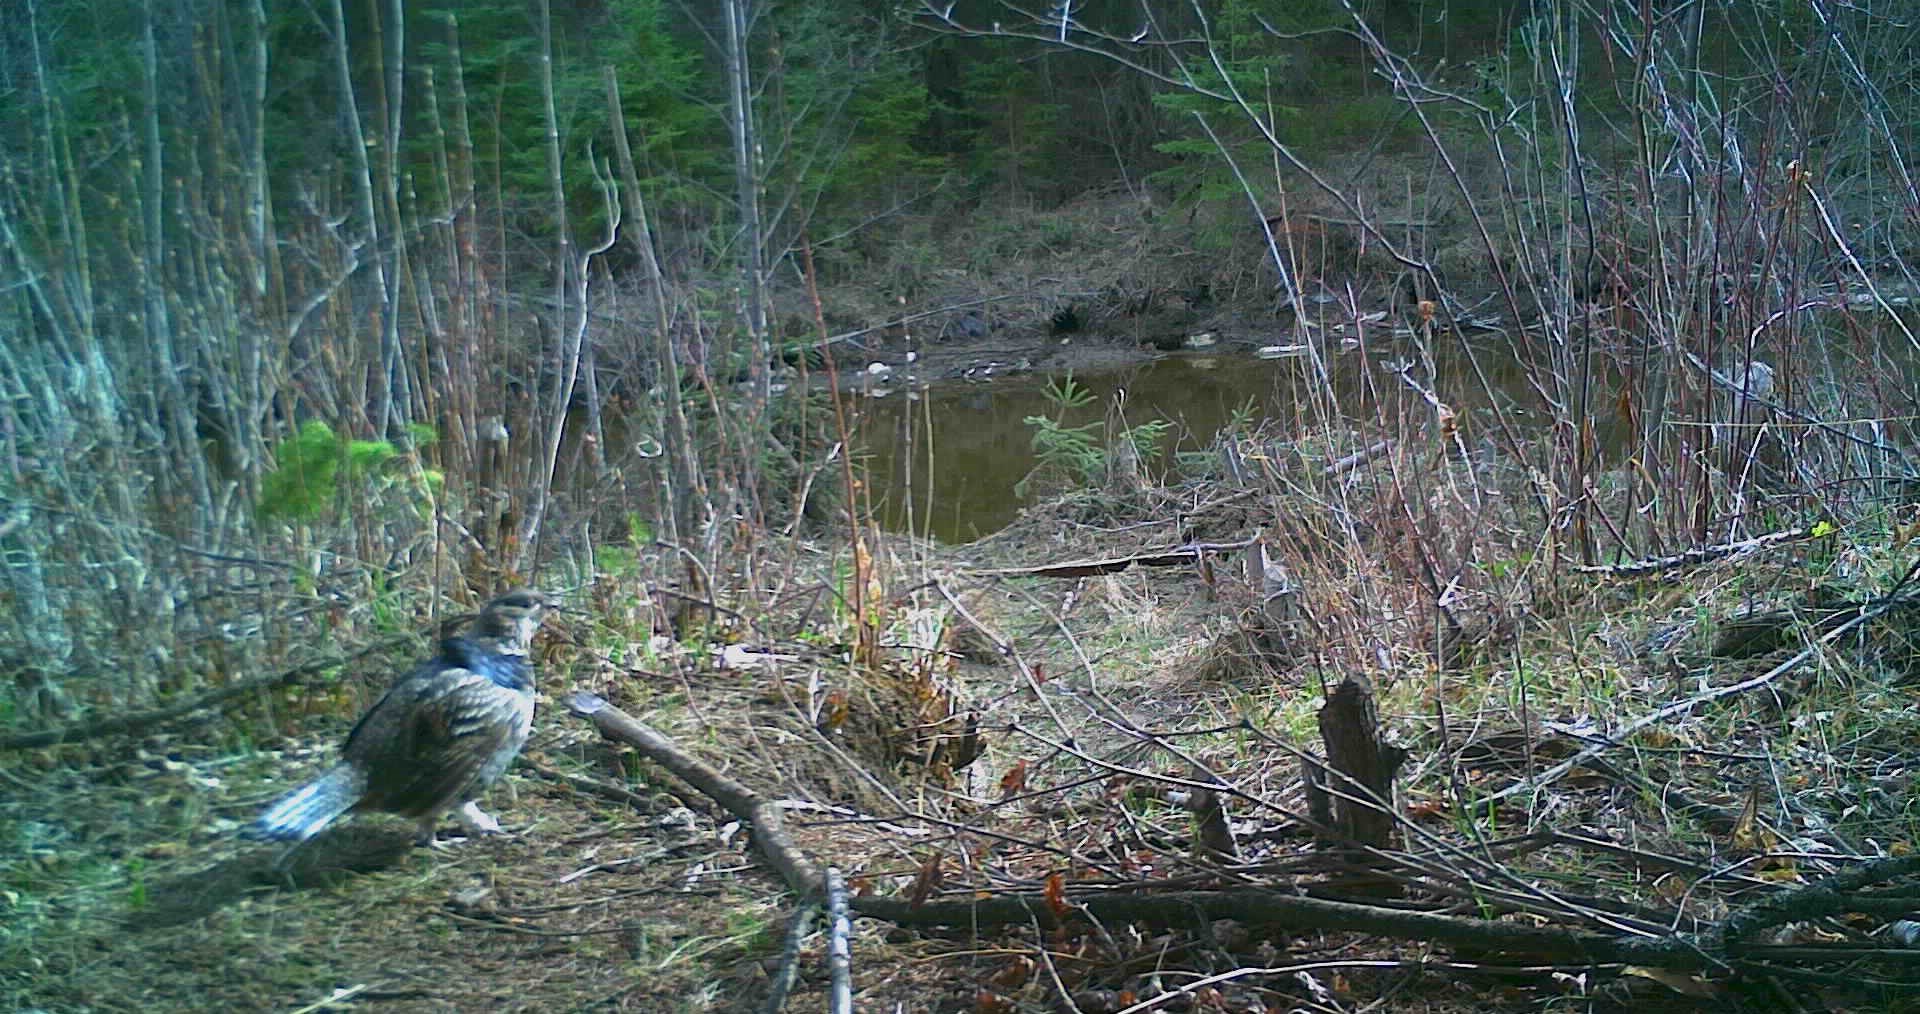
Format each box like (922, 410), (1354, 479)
(853, 889), (1709, 970)
(560, 687), (1920, 986)
(825, 868), (853, 1014)
(1479, 582), (1920, 810)
(0, 634), (417, 751)
(759, 901), (820, 1014)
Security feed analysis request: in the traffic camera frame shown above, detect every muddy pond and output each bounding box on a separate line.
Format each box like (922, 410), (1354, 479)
(576, 317), (1908, 545)
(856, 338), (1540, 543)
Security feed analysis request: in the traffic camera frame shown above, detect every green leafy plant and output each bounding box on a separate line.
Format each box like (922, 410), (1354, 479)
(1225, 396), (1260, 435)
(1019, 416), (1105, 496)
(1042, 373), (1096, 412)
(1019, 374), (1102, 496)
(1119, 419), (1174, 466)
(596, 545), (640, 581)
(1019, 375), (1174, 495)
(256, 420), (438, 523)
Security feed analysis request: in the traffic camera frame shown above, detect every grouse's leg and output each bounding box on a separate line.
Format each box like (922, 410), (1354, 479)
(413, 815), (444, 847)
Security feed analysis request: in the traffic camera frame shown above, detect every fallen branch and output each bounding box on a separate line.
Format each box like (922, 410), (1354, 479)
(851, 888), (1705, 970)
(967, 537), (1259, 579)
(1722, 854), (1920, 954)
(562, 696), (1920, 987)
(826, 868), (853, 1014)
(0, 634), (417, 751)
(760, 901), (820, 1014)
(1571, 527), (1817, 577)
(565, 692), (822, 895)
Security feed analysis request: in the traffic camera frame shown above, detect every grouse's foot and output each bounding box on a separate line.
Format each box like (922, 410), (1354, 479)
(410, 803), (506, 848)
(456, 800), (504, 836)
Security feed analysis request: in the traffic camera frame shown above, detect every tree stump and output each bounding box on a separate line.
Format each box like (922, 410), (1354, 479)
(1314, 676), (1404, 850)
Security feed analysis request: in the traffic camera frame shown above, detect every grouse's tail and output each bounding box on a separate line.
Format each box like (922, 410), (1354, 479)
(247, 764), (365, 842)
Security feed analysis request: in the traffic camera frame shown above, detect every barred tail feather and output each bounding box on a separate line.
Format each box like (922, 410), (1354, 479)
(248, 764), (365, 842)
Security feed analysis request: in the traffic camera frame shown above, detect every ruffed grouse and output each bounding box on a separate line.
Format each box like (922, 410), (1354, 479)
(249, 589), (552, 844)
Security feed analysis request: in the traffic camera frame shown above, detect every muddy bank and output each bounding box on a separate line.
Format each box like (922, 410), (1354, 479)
(815, 294), (1427, 389)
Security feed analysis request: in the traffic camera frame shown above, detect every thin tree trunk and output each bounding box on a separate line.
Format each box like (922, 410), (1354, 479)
(723, 0), (766, 345)
(722, 0), (770, 522)
(604, 66), (705, 550)
(325, 0), (388, 435)
(373, 0), (414, 433)
(142, 0), (212, 522)
(519, 0), (585, 575)
(443, 14), (483, 482)
(421, 65), (469, 477)
(237, 0), (275, 503)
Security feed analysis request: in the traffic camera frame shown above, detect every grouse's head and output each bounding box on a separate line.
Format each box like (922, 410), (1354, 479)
(472, 589), (552, 653)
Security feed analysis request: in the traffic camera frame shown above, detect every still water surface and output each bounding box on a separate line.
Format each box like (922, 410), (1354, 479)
(858, 342), (1533, 542)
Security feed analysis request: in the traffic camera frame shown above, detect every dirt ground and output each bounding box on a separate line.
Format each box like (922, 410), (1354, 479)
(3, 654), (915, 1012)
(2, 489), (1783, 1014)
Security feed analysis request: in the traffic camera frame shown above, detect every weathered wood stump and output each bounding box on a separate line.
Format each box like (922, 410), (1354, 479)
(1311, 676), (1405, 851)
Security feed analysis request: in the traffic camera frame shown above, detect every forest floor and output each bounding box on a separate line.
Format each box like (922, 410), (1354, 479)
(0, 167), (1486, 1014)
(6, 446), (1916, 1012)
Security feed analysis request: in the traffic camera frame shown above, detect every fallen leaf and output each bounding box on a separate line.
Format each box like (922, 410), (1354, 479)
(1000, 759), (1029, 799)
(908, 853), (944, 909)
(986, 955), (1033, 989)
(972, 990), (1014, 1013)
(1622, 965), (1718, 997)
(1043, 871), (1070, 921)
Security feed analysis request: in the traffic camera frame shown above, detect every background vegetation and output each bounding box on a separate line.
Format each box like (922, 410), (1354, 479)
(9, 0), (1916, 713)
(7, 0), (1920, 1007)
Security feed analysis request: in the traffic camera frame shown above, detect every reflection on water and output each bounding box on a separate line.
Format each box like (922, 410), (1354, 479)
(860, 340), (1534, 543)
(565, 316), (1919, 545)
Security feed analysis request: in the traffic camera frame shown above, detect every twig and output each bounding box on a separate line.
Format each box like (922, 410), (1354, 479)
(1117, 959), (1430, 1014)
(1478, 592), (1914, 809)
(929, 580), (1075, 743)
(826, 867), (853, 1014)
(965, 537), (1259, 579)
(760, 901), (820, 1014)
(1570, 527), (1818, 577)
(518, 757), (671, 816)
(1031, 912), (1084, 1013)
(1324, 439), (1394, 478)
(288, 983), (372, 1014)
(438, 910), (644, 937)
(648, 585), (753, 628)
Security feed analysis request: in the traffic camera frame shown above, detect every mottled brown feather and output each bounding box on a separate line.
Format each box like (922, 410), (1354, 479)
(248, 590), (550, 843)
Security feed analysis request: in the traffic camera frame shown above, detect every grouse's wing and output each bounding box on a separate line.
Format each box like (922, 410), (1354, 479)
(342, 660), (532, 818)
